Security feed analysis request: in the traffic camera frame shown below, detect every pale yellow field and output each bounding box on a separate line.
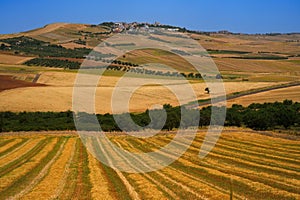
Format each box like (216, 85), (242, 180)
(0, 54), (34, 65)
(60, 42), (87, 49)
(192, 33), (300, 54)
(214, 58), (300, 73)
(0, 70), (279, 113)
(227, 85), (300, 107)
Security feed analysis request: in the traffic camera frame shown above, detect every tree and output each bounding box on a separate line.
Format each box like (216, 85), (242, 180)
(205, 87), (210, 94)
(226, 104), (244, 127)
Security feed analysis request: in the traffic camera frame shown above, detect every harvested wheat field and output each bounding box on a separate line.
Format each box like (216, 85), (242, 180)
(227, 85), (300, 107)
(0, 70), (280, 113)
(0, 54), (34, 65)
(0, 130), (299, 200)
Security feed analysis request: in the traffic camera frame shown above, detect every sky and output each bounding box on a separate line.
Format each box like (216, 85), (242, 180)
(0, 0), (299, 34)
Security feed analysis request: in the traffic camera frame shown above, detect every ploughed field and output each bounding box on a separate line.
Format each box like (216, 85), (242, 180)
(0, 75), (45, 92)
(0, 130), (299, 200)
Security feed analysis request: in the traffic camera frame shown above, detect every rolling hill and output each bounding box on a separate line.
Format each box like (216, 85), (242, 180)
(0, 22), (299, 113)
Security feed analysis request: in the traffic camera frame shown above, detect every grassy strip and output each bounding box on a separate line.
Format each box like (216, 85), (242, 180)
(72, 140), (92, 199)
(190, 136), (300, 172)
(177, 139), (300, 195)
(87, 152), (115, 200)
(113, 138), (210, 199)
(167, 136), (300, 181)
(11, 137), (68, 199)
(21, 137), (75, 199)
(58, 138), (93, 199)
(219, 132), (300, 150)
(0, 138), (39, 167)
(134, 136), (300, 198)
(0, 138), (50, 177)
(218, 136), (300, 159)
(145, 170), (201, 200)
(207, 137), (300, 165)
(58, 139), (81, 199)
(112, 139), (176, 199)
(91, 138), (131, 200)
(122, 172), (173, 200)
(0, 138), (28, 158)
(110, 139), (178, 199)
(157, 136), (300, 179)
(207, 143), (300, 172)
(0, 136), (65, 199)
(170, 161), (296, 200)
(0, 139), (15, 148)
(202, 157), (300, 195)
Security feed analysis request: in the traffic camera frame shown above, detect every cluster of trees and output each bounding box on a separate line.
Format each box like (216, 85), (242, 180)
(0, 111), (75, 132)
(1, 100), (299, 132)
(24, 58), (81, 69)
(226, 100), (300, 130)
(0, 36), (91, 58)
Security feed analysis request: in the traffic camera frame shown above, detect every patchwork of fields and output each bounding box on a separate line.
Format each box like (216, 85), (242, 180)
(0, 70), (285, 113)
(0, 131), (299, 200)
(0, 22), (300, 200)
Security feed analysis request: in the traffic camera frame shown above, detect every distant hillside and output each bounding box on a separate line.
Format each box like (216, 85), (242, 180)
(0, 22), (299, 74)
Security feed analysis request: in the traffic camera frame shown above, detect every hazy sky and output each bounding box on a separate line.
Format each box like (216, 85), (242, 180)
(0, 0), (299, 34)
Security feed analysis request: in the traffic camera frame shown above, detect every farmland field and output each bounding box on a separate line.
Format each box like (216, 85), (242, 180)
(0, 68), (284, 113)
(226, 85), (300, 107)
(0, 130), (299, 200)
(0, 21), (300, 200)
(0, 53), (34, 65)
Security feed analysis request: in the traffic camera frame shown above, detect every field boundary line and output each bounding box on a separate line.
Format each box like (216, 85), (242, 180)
(112, 140), (207, 200)
(95, 137), (141, 200)
(9, 138), (67, 199)
(50, 138), (76, 199)
(120, 138), (238, 199)
(0, 138), (49, 177)
(0, 139), (29, 160)
(110, 139), (178, 199)
(141, 135), (300, 196)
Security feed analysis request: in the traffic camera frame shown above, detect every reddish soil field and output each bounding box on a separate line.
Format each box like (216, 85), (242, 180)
(0, 75), (46, 92)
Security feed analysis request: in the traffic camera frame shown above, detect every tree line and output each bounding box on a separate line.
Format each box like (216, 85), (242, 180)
(0, 36), (91, 58)
(1, 100), (299, 132)
(24, 58), (81, 69)
(24, 56), (203, 78)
